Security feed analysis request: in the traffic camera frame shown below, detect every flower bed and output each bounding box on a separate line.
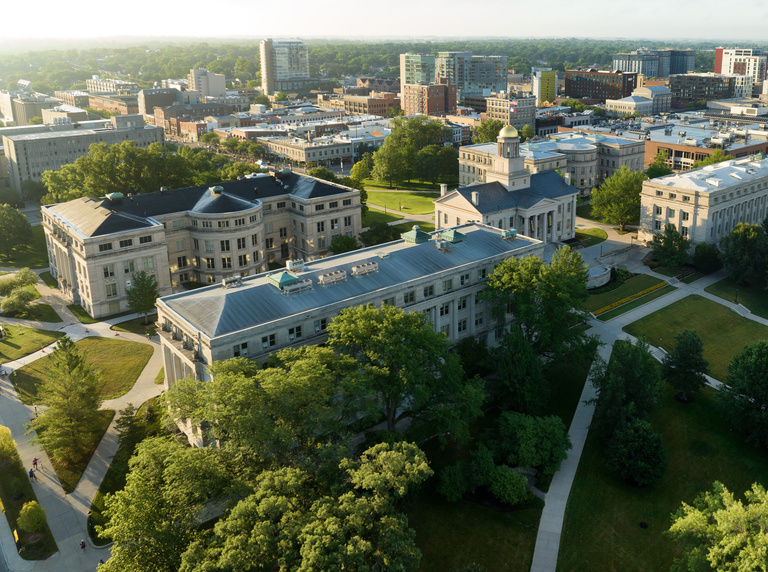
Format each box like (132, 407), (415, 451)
(593, 281), (668, 316)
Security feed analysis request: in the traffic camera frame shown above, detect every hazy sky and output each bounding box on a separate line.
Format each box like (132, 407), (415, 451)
(6, 0), (768, 41)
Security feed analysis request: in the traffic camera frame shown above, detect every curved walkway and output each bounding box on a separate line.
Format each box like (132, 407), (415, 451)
(0, 270), (164, 572)
(529, 263), (762, 571)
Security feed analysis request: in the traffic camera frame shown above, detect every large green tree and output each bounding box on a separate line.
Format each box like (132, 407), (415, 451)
(472, 119), (504, 144)
(127, 270), (159, 324)
(719, 222), (768, 287)
(646, 150), (673, 179)
(30, 337), (104, 464)
(494, 326), (547, 414)
(590, 166), (646, 231)
(692, 148), (734, 168)
(496, 412), (571, 476)
(327, 304), (484, 443)
(482, 246), (589, 358)
(668, 481), (768, 572)
(719, 340), (768, 448)
(652, 223), (690, 267)
(662, 329), (709, 402)
(0, 204), (32, 257)
(605, 418), (667, 486)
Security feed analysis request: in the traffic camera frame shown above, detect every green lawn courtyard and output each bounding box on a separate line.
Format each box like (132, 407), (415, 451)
(575, 227), (607, 248)
(585, 274), (667, 314)
(0, 325), (64, 362)
(365, 190), (439, 215)
(0, 226), (49, 269)
(622, 294), (768, 382)
(705, 276), (768, 320)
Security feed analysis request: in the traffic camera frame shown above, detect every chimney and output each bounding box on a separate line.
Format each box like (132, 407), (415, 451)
(471, 191), (480, 206)
(440, 183), (448, 196)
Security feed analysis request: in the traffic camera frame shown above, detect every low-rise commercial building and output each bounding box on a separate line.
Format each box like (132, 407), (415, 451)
(85, 77), (138, 93)
(565, 70), (638, 102)
(485, 95), (536, 131)
(402, 83), (457, 117)
(88, 94), (139, 115)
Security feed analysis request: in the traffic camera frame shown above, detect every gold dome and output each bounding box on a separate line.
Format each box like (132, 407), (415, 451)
(499, 125), (518, 138)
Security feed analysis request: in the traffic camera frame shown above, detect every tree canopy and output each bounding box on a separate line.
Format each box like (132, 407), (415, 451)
(590, 166), (645, 231)
(0, 204), (32, 257)
(719, 340), (768, 448)
(126, 270), (159, 324)
(646, 150), (673, 179)
(719, 223), (768, 287)
(473, 119), (504, 144)
(692, 148), (734, 168)
(662, 329), (709, 402)
(652, 223), (690, 268)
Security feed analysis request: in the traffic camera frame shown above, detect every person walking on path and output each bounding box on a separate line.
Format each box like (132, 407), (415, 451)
(80, 539), (86, 552)
(29, 468), (37, 481)
(32, 457), (38, 470)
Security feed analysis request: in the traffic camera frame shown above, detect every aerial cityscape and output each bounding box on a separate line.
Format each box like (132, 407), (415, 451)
(1, 5), (768, 571)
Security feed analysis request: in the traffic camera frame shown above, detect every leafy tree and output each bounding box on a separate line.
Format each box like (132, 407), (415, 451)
(668, 481), (768, 572)
(274, 92), (288, 101)
(360, 151), (375, 173)
(252, 94), (271, 108)
(199, 132), (219, 146)
(488, 465), (528, 505)
(438, 462), (470, 502)
(372, 141), (409, 188)
(307, 165), (338, 183)
(0, 287), (37, 317)
(646, 150), (673, 179)
(0, 204), (32, 257)
(0, 186), (21, 205)
(520, 124), (535, 142)
(605, 419), (667, 486)
(17, 501), (46, 532)
(388, 106), (404, 118)
(494, 326), (547, 414)
(27, 116), (43, 125)
(652, 223), (690, 267)
(692, 148), (734, 168)
(327, 304), (484, 443)
(30, 336), (104, 464)
(21, 180), (47, 202)
(719, 223), (768, 287)
(359, 221), (400, 247)
(328, 234), (358, 255)
(662, 329), (709, 403)
(0, 268), (38, 296)
(473, 119), (504, 144)
(222, 137), (239, 152)
(719, 340), (768, 448)
(454, 337), (492, 378)
(590, 166), (646, 231)
(692, 242), (721, 274)
(350, 159), (370, 184)
(497, 412), (571, 476)
(763, 212), (768, 237)
(127, 271), (158, 324)
(414, 144), (444, 187)
(482, 246), (589, 358)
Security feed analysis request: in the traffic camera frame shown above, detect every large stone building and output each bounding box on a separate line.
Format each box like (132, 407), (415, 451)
(2, 115), (163, 193)
(156, 222), (545, 402)
(613, 49), (695, 78)
(260, 39), (311, 95)
(85, 78), (138, 93)
(638, 155), (768, 245)
(485, 95), (536, 132)
(41, 170), (363, 318)
(436, 125), (579, 242)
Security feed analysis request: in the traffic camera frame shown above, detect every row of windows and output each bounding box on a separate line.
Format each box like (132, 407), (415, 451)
(99, 235), (151, 252)
(103, 256), (155, 279)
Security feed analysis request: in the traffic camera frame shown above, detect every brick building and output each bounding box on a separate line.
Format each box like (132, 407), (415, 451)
(402, 83), (457, 117)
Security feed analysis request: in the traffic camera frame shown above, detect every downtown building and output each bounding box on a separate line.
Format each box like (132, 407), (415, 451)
(485, 94), (536, 132)
(41, 170), (363, 319)
(714, 48), (767, 82)
(564, 70), (638, 102)
(260, 39), (311, 95)
(612, 49), (696, 78)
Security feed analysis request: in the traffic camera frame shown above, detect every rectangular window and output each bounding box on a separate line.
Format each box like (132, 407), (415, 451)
(440, 324), (450, 336)
(442, 279), (453, 292)
(261, 334), (276, 349)
(279, 227), (288, 238)
(123, 261), (135, 274)
(172, 219), (184, 229)
(654, 220), (661, 230)
(682, 211), (690, 221)
(143, 257), (154, 271)
(314, 318), (327, 333)
(175, 239), (186, 252)
(681, 226), (689, 237)
(458, 318), (467, 333)
(265, 238), (274, 249)
(265, 223), (273, 233)
(475, 312), (484, 327)
(460, 273), (470, 286)
(477, 268), (487, 280)
(655, 206), (662, 215)
(329, 201), (338, 208)
(668, 208), (676, 217)
(331, 219), (339, 230)
(264, 204), (272, 212)
(440, 303), (450, 316)
(458, 296), (467, 310)
(202, 221), (212, 228)
(317, 221), (325, 233)
(177, 256), (188, 268)
(235, 254), (246, 267)
(669, 193), (677, 199)
(234, 218), (245, 226)
(683, 195), (690, 202)
(206, 257), (215, 269)
(119, 239), (133, 248)
(103, 264), (115, 278)
(218, 220), (230, 228)
(99, 243), (113, 252)
(253, 251), (260, 261)
(383, 297), (395, 306)
(288, 326), (302, 340)
(204, 240), (214, 253)
(315, 204), (325, 211)
(251, 233), (259, 246)
(221, 257), (232, 270)
(404, 291), (415, 304)
(193, 238), (199, 250)
(344, 216), (352, 227)
(220, 240), (230, 252)
(139, 235), (152, 244)
(233, 342), (248, 357)
(343, 199), (352, 206)
(249, 215), (258, 223)
(318, 237), (326, 249)
(277, 202), (286, 209)
(237, 237), (246, 249)
(105, 283), (118, 298)
(423, 285), (435, 297)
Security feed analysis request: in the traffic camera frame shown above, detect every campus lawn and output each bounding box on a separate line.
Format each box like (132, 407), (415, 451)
(33, 409), (115, 494)
(622, 294), (768, 382)
(584, 274), (666, 314)
(39, 271), (58, 289)
(597, 285), (677, 322)
(558, 385), (768, 572)
(575, 203), (594, 220)
(365, 190), (439, 215)
(12, 337), (154, 404)
(88, 398), (165, 544)
(154, 367), (165, 385)
(0, 226), (49, 269)
(0, 325), (64, 362)
(0, 434), (58, 559)
(362, 178), (454, 194)
(575, 228), (607, 248)
(361, 208), (404, 227)
(67, 304), (134, 324)
(111, 315), (158, 336)
(24, 304), (62, 323)
(705, 276), (768, 320)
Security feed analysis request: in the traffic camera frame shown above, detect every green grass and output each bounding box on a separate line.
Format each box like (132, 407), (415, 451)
(24, 304), (63, 323)
(12, 337), (154, 404)
(362, 178), (454, 194)
(613, 228), (633, 235)
(361, 208), (404, 227)
(575, 227), (608, 247)
(392, 221), (436, 234)
(558, 385), (768, 572)
(88, 398), (166, 545)
(21, 284), (42, 300)
(0, 325), (64, 362)
(705, 276), (768, 320)
(39, 271), (58, 289)
(576, 203), (594, 220)
(365, 190), (439, 215)
(597, 285), (677, 321)
(111, 315), (158, 336)
(623, 294), (768, 382)
(154, 367), (165, 385)
(0, 226), (49, 269)
(33, 409), (115, 494)
(585, 274), (666, 314)
(0, 433), (58, 559)
(67, 304), (134, 324)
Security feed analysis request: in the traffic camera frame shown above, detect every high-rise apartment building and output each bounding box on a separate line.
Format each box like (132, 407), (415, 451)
(714, 48), (767, 82)
(402, 83), (457, 116)
(564, 70), (637, 102)
(669, 73), (753, 103)
(400, 53), (437, 90)
(613, 49), (695, 78)
(404, 52), (507, 99)
(532, 68), (557, 106)
(187, 69), (226, 98)
(260, 39), (311, 95)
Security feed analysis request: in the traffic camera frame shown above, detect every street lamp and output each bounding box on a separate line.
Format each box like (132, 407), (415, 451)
(735, 289), (739, 305)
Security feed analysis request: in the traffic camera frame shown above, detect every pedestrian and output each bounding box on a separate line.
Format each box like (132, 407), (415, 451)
(32, 457), (38, 470)
(80, 539), (86, 551)
(29, 468), (37, 481)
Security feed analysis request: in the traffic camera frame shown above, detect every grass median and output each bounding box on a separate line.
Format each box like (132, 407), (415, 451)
(0, 325), (64, 362)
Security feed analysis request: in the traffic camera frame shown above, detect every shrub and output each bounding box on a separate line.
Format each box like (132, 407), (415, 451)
(17, 501), (46, 532)
(1, 287), (37, 316)
(606, 419), (667, 486)
(488, 465), (528, 505)
(0, 426), (16, 460)
(438, 462), (469, 502)
(693, 242), (722, 274)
